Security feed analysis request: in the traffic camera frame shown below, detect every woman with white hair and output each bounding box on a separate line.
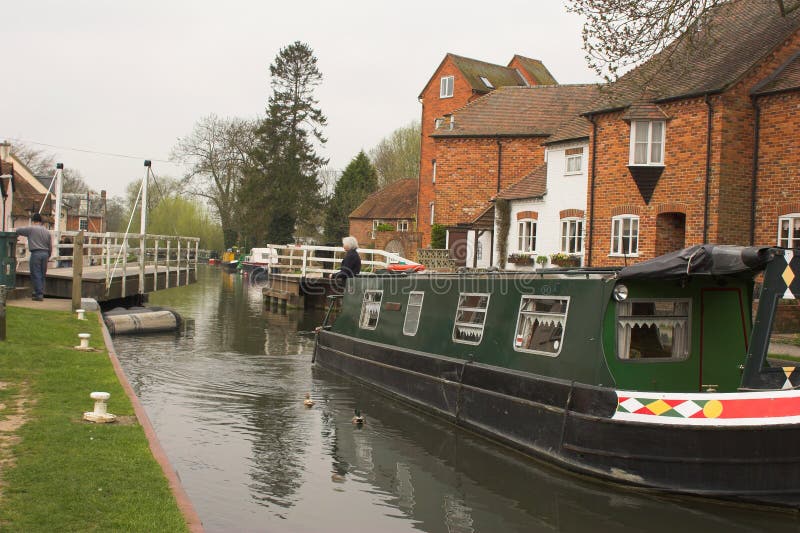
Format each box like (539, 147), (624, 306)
(335, 236), (361, 282)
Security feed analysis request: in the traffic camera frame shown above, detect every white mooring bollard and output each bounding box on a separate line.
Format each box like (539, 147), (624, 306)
(75, 333), (91, 350)
(83, 392), (116, 423)
(76, 309), (86, 320)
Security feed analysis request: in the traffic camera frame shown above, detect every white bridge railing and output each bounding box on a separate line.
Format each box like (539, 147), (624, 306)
(254, 244), (414, 277)
(19, 231), (200, 295)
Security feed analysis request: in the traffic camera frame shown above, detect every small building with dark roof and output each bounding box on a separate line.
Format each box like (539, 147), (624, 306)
(348, 178), (420, 259)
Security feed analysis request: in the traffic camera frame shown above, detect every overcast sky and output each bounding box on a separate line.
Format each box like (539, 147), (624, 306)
(2, 0), (599, 198)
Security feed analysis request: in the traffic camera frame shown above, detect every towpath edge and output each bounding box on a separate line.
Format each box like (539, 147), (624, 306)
(98, 314), (204, 532)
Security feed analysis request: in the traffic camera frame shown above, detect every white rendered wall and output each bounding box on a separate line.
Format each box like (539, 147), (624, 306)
(493, 140), (589, 269)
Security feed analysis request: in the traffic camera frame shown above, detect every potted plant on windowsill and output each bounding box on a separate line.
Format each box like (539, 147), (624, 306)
(536, 255), (548, 269)
(549, 253), (581, 268)
(507, 253), (534, 266)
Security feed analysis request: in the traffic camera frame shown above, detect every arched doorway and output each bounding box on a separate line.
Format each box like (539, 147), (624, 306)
(655, 212), (686, 256)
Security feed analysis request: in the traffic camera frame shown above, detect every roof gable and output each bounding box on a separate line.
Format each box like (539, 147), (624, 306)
(753, 50), (800, 95)
(419, 53), (535, 98)
(508, 55), (558, 86)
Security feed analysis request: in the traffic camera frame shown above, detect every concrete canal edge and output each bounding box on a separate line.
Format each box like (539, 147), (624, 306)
(98, 315), (204, 532)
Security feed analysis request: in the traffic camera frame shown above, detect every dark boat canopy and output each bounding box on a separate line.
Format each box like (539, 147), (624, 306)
(618, 245), (776, 281)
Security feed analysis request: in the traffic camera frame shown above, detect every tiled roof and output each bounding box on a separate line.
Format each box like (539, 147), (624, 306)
(470, 204), (495, 230)
(62, 193), (106, 218)
(621, 101), (670, 121)
(433, 84), (601, 138)
(753, 51), (800, 94)
(494, 163), (547, 200)
(509, 55), (558, 86)
(349, 178), (417, 220)
(449, 54), (529, 93)
(588, 0), (800, 113)
(545, 115), (592, 145)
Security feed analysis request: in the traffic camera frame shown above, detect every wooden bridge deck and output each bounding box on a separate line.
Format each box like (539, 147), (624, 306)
(16, 265), (196, 302)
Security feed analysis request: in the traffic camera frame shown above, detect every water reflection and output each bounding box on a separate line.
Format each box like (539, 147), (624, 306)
(112, 266), (800, 532)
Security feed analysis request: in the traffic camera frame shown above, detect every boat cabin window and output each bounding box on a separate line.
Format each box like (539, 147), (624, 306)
(359, 290), (383, 330)
(453, 293), (490, 345)
(514, 296), (569, 356)
(617, 299), (690, 361)
(403, 291), (424, 336)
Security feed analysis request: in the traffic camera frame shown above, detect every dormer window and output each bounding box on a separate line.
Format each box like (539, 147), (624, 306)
(630, 120), (665, 166)
(440, 76), (454, 98)
(479, 76), (494, 89)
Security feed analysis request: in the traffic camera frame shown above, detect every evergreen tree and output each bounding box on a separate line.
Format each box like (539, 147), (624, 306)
(241, 41), (327, 245)
(324, 151), (378, 242)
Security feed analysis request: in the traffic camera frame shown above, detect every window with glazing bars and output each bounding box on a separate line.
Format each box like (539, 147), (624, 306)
(359, 290), (383, 330)
(452, 293), (490, 344)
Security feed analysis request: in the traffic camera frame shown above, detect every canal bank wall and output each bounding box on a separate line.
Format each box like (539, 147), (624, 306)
(99, 315), (204, 532)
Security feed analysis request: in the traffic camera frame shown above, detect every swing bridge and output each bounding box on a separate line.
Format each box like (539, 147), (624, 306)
(14, 161), (200, 303)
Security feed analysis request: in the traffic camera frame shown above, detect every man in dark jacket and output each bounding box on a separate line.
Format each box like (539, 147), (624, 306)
(334, 236), (361, 283)
(16, 213), (52, 301)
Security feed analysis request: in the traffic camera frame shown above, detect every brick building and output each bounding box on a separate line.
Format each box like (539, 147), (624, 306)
(430, 84), (599, 266)
(416, 53), (557, 246)
(583, 0), (800, 266)
(349, 178), (420, 259)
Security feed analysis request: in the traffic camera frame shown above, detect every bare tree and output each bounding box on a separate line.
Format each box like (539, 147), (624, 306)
(11, 141), (92, 193)
(369, 120), (420, 187)
(567, 0), (800, 81)
(171, 115), (256, 248)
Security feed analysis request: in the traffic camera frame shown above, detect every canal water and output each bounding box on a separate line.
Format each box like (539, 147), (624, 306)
(112, 266), (798, 533)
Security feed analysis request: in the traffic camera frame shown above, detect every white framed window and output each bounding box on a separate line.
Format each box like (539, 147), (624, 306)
(617, 299), (691, 361)
(564, 147), (584, 175)
(397, 220), (409, 232)
(629, 120), (665, 166)
(561, 218), (584, 254)
(403, 291), (424, 336)
(610, 215), (639, 256)
(359, 290), (383, 330)
(372, 219), (382, 231)
(452, 293), (490, 345)
(430, 202), (435, 225)
(778, 214), (800, 249)
(517, 220), (536, 252)
(440, 76), (454, 98)
(79, 218), (89, 231)
(479, 76), (494, 89)
(476, 240), (483, 260)
(432, 159), (437, 184)
(513, 296), (570, 356)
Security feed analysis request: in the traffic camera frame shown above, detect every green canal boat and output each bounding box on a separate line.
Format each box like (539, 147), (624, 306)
(314, 245), (800, 508)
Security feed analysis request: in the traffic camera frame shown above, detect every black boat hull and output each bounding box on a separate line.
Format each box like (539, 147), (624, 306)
(315, 330), (800, 508)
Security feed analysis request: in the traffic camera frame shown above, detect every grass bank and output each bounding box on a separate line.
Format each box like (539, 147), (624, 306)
(0, 306), (189, 532)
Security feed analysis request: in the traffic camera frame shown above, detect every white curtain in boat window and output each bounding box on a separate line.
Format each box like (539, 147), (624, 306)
(359, 290), (383, 330)
(452, 293), (490, 344)
(403, 291), (424, 336)
(514, 296), (569, 356)
(616, 299), (690, 360)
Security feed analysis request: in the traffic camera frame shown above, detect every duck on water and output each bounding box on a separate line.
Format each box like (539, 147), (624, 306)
(314, 245), (800, 508)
